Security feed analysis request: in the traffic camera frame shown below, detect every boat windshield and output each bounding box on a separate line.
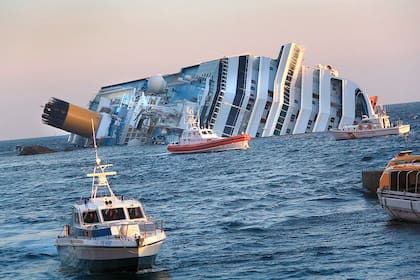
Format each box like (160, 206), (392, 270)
(127, 207), (144, 219)
(82, 210), (99, 224)
(102, 208), (126, 221)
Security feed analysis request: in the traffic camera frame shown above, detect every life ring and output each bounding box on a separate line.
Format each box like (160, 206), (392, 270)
(358, 124), (363, 130)
(368, 124), (373, 129)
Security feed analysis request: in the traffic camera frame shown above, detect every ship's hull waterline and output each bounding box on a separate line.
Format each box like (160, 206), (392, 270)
(331, 125), (410, 140)
(56, 238), (163, 272)
(167, 134), (251, 154)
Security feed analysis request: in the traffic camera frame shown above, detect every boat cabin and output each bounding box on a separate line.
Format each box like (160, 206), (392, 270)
(379, 152), (420, 193)
(71, 197), (146, 229)
(386, 169), (420, 193)
(179, 128), (219, 145)
(356, 113), (390, 130)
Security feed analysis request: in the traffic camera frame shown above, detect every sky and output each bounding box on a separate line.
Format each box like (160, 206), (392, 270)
(0, 0), (419, 141)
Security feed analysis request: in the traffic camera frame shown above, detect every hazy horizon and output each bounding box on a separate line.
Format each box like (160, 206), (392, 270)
(1, 0), (419, 140)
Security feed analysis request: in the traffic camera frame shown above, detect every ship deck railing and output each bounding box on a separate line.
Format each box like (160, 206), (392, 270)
(392, 170), (420, 193)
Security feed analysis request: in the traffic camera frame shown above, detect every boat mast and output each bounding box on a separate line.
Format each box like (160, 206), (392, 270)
(88, 119), (117, 199)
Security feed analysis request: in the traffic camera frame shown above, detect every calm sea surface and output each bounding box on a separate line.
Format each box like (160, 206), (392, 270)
(0, 102), (419, 279)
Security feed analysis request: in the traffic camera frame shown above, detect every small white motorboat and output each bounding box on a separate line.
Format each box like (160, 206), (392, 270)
(377, 151), (420, 223)
(56, 130), (166, 272)
(330, 107), (410, 140)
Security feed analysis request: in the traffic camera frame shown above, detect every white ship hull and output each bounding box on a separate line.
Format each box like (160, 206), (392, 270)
(331, 124), (410, 140)
(377, 190), (420, 223)
(56, 236), (164, 272)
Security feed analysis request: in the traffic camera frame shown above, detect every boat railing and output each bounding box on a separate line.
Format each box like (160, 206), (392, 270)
(406, 170), (414, 193)
(395, 170), (420, 193)
(396, 171), (401, 191)
(118, 219), (164, 239)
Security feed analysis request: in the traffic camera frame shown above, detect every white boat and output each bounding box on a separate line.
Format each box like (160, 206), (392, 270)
(56, 131), (166, 272)
(330, 107), (410, 140)
(167, 108), (251, 154)
(377, 151), (420, 223)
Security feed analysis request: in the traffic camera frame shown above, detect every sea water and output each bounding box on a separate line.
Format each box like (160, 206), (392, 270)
(0, 102), (419, 279)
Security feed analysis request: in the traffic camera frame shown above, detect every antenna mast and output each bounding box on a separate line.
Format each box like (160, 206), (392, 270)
(91, 119), (100, 166)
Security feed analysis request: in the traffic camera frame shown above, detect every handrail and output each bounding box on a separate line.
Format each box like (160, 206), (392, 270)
(406, 170), (414, 192)
(397, 170), (402, 191)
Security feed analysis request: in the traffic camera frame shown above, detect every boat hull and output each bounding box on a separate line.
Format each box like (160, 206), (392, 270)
(56, 238), (163, 272)
(377, 190), (420, 223)
(167, 134), (251, 154)
(331, 124), (410, 140)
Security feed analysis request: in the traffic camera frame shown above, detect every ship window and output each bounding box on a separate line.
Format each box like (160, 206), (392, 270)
(73, 212), (80, 225)
(128, 207), (144, 219)
(102, 208), (126, 221)
(390, 171), (420, 193)
(82, 210), (99, 224)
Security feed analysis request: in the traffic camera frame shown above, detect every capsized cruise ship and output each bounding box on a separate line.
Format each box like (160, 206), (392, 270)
(42, 42), (375, 146)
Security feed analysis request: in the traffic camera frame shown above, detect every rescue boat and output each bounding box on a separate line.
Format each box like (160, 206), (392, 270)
(330, 107), (410, 140)
(377, 151), (420, 223)
(55, 124), (166, 272)
(167, 108), (251, 154)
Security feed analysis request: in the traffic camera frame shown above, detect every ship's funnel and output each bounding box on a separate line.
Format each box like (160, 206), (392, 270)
(42, 97), (100, 138)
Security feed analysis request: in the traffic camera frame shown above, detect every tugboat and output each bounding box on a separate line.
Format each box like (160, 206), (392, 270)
(330, 106), (410, 140)
(377, 151), (420, 223)
(56, 125), (166, 272)
(167, 108), (251, 154)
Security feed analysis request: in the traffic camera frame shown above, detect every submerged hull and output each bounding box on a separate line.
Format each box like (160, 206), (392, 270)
(377, 190), (420, 223)
(331, 125), (410, 140)
(167, 134), (251, 154)
(56, 237), (163, 272)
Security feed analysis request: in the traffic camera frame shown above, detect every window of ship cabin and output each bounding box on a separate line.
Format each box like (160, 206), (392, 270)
(82, 210), (99, 224)
(73, 211), (80, 226)
(128, 207), (144, 219)
(390, 171), (420, 193)
(101, 208), (126, 221)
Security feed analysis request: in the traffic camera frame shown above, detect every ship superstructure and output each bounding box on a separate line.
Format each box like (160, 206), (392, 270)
(42, 42), (374, 146)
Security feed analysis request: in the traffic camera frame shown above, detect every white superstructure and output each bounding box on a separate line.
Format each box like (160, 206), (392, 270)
(42, 42), (375, 146)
